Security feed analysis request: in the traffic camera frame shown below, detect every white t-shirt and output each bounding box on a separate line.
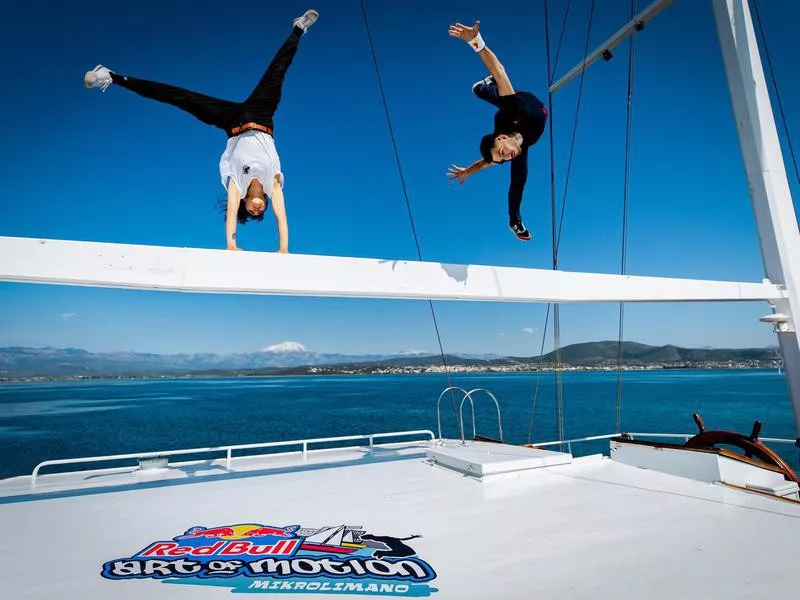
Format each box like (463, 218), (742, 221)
(219, 130), (284, 199)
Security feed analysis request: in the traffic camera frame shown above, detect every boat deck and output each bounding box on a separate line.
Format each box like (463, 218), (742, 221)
(1, 438), (798, 598)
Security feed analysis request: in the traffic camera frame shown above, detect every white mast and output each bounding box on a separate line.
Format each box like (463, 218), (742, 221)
(712, 0), (800, 441)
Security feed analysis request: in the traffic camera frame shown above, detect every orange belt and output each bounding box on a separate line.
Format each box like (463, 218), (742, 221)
(229, 122), (273, 138)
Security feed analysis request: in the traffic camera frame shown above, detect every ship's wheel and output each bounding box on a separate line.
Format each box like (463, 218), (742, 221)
(684, 413), (798, 483)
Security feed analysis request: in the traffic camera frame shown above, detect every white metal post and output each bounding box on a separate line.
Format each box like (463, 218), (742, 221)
(712, 0), (800, 441)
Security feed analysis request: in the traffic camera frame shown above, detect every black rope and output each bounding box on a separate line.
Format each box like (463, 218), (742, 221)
(551, 0), (573, 84)
(544, 0), (558, 265)
(553, 303), (565, 445)
(752, 0), (800, 188)
(615, 0), (637, 434)
(554, 0), (596, 258)
(527, 303), (552, 443)
(546, 0), (596, 448)
(527, 0), (558, 445)
(533, 0), (562, 446)
(359, 0), (458, 418)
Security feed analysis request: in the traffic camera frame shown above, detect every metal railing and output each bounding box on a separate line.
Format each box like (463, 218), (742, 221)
(531, 432), (798, 456)
(459, 388), (504, 443)
(437, 386), (505, 444)
(28, 423), (796, 490)
(30, 429), (435, 489)
(437, 386), (473, 441)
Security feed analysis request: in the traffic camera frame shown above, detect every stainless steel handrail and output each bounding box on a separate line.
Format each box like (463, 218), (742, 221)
(436, 386), (472, 441)
(30, 429), (435, 488)
(459, 388), (504, 443)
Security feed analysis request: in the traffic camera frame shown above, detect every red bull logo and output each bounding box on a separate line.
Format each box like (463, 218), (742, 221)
(102, 521), (438, 596)
(138, 523), (302, 558)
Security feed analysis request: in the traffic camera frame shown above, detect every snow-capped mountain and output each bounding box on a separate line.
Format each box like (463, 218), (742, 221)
(262, 342), (308, 353)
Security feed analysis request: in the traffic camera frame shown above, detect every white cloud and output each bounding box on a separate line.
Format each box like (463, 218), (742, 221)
(61, 313), (77, 320)
(522, 327), (537, 334)
(499, 332), (506, 337)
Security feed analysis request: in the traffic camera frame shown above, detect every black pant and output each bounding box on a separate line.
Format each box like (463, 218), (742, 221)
(473, 78), (529, 223)
(111, 28), (302, 134)
(472, 77), (505, 107)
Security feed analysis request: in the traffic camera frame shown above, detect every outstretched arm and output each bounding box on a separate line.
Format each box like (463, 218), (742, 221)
(226, 179), (241, 250)
(449, 20), (514, 96)
(448, 159), (494, 184)
(270, 175), (289, 253)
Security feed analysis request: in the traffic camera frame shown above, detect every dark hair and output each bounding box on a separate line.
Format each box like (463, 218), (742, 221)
(480, 133), (499, 163)
(236, 201), (266, 224)
(215, 195), (267, 224)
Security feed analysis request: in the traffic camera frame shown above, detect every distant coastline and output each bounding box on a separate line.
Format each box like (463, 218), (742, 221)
(0, 360), (782, 383)
(0, 341), (781, 383)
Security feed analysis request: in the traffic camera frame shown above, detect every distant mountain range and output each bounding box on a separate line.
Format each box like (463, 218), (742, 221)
(0, 345), (428, 377)
(532, 341), (780, 365)
(0, 342), (781, 379)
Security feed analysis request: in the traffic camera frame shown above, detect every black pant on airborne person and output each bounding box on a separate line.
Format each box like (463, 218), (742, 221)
(472, 77), (506, 108)
(110, 27), (302, 135)
(473, 77), (528, 224)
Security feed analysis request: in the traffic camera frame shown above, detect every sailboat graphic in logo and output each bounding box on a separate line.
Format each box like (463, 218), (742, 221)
(301, 524), (362, 553)
(101, 522), (438, 596)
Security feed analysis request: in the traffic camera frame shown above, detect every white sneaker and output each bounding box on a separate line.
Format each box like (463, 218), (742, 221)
(84, 65), (113, 92)
(293, 9), (319, 32)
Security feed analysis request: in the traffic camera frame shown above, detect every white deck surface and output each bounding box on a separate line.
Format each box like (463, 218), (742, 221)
(1, 440), (799, 599)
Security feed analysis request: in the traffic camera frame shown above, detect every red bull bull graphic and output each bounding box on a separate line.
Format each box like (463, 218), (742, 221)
(101, 522), (438, 596)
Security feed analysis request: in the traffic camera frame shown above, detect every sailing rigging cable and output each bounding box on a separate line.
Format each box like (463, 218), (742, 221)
(554, 0), (595, 446)
(554, 0), (597, 259)
(526, 303), (551, 443)
(751, 0), (800, 188)
(615, 0), (638, 434)
(551, 0), (573, 87)
(358, 0), (458, 418)
(527, 0), (570, 444)
(528, 0), (596, 445)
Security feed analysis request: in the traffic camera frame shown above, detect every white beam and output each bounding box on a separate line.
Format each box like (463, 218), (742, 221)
(713, 0), (800, 438)
(549, 0), (674, 94)
(0, 236), (786, 304)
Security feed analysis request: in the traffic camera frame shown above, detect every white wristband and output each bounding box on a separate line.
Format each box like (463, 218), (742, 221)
(468, 33), (485, 52)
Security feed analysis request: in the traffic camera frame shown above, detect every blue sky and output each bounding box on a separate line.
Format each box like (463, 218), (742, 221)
(1, 0), (799, 356)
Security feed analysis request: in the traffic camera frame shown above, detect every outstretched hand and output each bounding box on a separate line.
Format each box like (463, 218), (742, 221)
(447, 165), (469, 185)
(448, 21), (480, 42)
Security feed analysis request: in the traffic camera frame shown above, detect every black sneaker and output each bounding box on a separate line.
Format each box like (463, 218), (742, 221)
(471, 74), (495, 94)
(510, 220), (531, 241)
